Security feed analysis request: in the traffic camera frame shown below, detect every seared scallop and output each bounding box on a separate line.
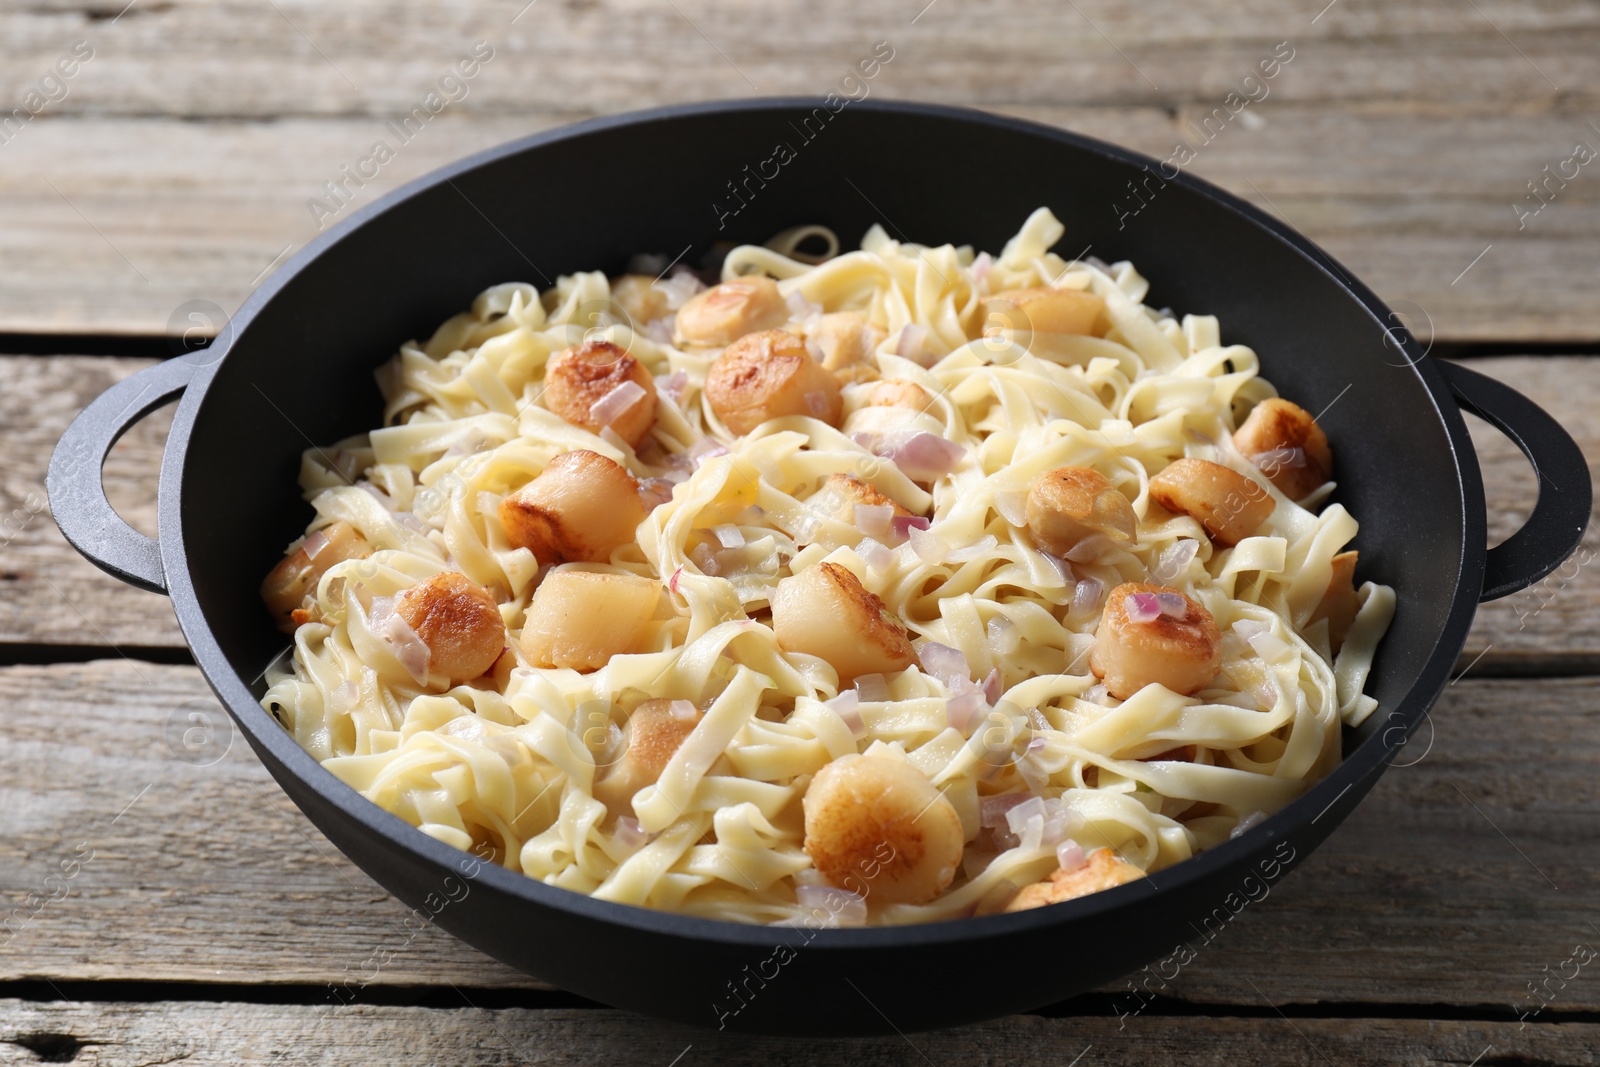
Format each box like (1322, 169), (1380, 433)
(1233, 398), (1333, 501)
(542, 340), (659, 449)
(1026, 466), (1138, 555)
(982, 287), (1104, 338)
(519, 568), (659, 671)
(1003, 848), (1145, 912)
(770, 562), (915, 682)
(393, 572), (506, 683)
(803, 753), (965, 905)
(593, 699), (704, 817)
(673, 276), (787, 348)
(261, 520), (372, 632)
(704, 329), (844, 435)
(1090, 582), (1222, 699)
(1147, 458), (1273, 546)
(498, 449), (646, 565)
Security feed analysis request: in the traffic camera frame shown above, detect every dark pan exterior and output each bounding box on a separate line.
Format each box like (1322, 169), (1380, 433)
(48, 100), (1589, 1035)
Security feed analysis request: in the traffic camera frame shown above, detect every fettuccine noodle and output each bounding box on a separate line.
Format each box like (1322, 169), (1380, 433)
(262, 208), (1394, 925)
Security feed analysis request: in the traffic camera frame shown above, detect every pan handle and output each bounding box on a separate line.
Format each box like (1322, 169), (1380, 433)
(1436, 360), (1592, 602)
(47, 357), (199, 595)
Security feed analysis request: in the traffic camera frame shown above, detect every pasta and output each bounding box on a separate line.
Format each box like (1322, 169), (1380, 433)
(261, 208), (1395, 926)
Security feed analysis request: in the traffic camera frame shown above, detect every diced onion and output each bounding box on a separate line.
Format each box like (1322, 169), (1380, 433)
(993, 490), (1028, 527)
(688, 438), (730, 467)
(1125, 592), (1162, 623)
(1247, 628), (1294, 663)
(885, 431), (965, 482)
(897, 323), (930, 366)
(658, 268), (704, 310)
(712, 524), (745, 549)
(979, 792), (1032, 829)
(668, 565), (684, 594)
(918, 641), (971, 689)
(1072, 577), (1104, 615)
(947, 534), (998, 564)
(986, 616), (1020, 656)
(336, 680), (360, 708)
(372, 598), (430, 686)
(662, 369), (689, 404)
(614, 816), (652, 853)
(890, 514), (931, 542)
(668, 699), (698, 722)
(589, 380), (646, 428)
(854, 673), (890, 702)
(825, 689), (868, 740)
(805, 390), (832, 416)
(854, 504), (894, 539)
(908, 525), (950, 565)
(1250, 447), (1306, 473)
(1083, 683), (1109, 705)
(856, 537), (895, 572)
(1055, 839), (1087, 872)
(971, 251), (992, 291)
(981, 668), (1003, 705)
(689, 542), (720, 576)
(301, 528), (331, 560)
(1230, 811), (1268, 839)
(1156, 591), (1188, 617)
(786, 289), (822, 321)
(946, 690), (986, 732)
(795, 884), (868, 926)
(644, 318), (675, 344)
(1065, 534), (1114, 563)
(637, 478), (676, 512)
(1153, 538), (1199, 582)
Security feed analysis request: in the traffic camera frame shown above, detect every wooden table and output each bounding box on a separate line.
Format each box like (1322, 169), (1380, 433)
(3, 2), (1598, 1063)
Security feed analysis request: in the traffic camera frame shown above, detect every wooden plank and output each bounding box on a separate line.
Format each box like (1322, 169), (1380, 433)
(0, 355), (184, 650)
(3, 658), (1596, 1012)
(0, 1003), (1594, 1066)
(1, 0), (1595, 116)
(4, 108), (1598, 340)
(0, 0), (1595, 336)
(3, 354), (1593, 665)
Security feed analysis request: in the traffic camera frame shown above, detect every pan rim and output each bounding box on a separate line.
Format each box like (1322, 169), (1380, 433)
(157, 96), (1486, 950)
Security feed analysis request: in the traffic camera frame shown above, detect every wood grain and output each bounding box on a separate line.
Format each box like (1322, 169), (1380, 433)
(5, 354), (1594, 667)
(3, 658), (1596, 1013)
(0, 354), (183, 650)
(2, 1002), (1595, 1066)
(0, 0), (1596, 336)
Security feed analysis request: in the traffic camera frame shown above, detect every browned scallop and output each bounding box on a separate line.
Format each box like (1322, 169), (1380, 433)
(261, 520), (372, 633)
(770, 562), (915, 682)
(542, 340), (659, 448)
(610, 274), (670, 327)
(802, 753), (965, 905)
(1309, 550), (1360, 652)
(1147, 458), (1273, 546)
(1026, 466), (1138, 555)
(1232, 398), (1333, 501)
(593, 699), (704, 817)
(806, 473), (913, 528)
(982, 287), (1105, 338)
(394, 572), (506, 683)
(1090, 582), (1222, 700)
(1003, 849), (1145, 913)
(498, 449), (646, 565)
(864, 379), (930, 412)
(519, 568), (659, 672)
(808, 311), (886, 381)
(673, 276), (788, 347)
(704, 329), (844, 435)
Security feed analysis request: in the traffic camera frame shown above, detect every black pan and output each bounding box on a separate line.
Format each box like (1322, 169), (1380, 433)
(49, 99), (1590, 1035)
